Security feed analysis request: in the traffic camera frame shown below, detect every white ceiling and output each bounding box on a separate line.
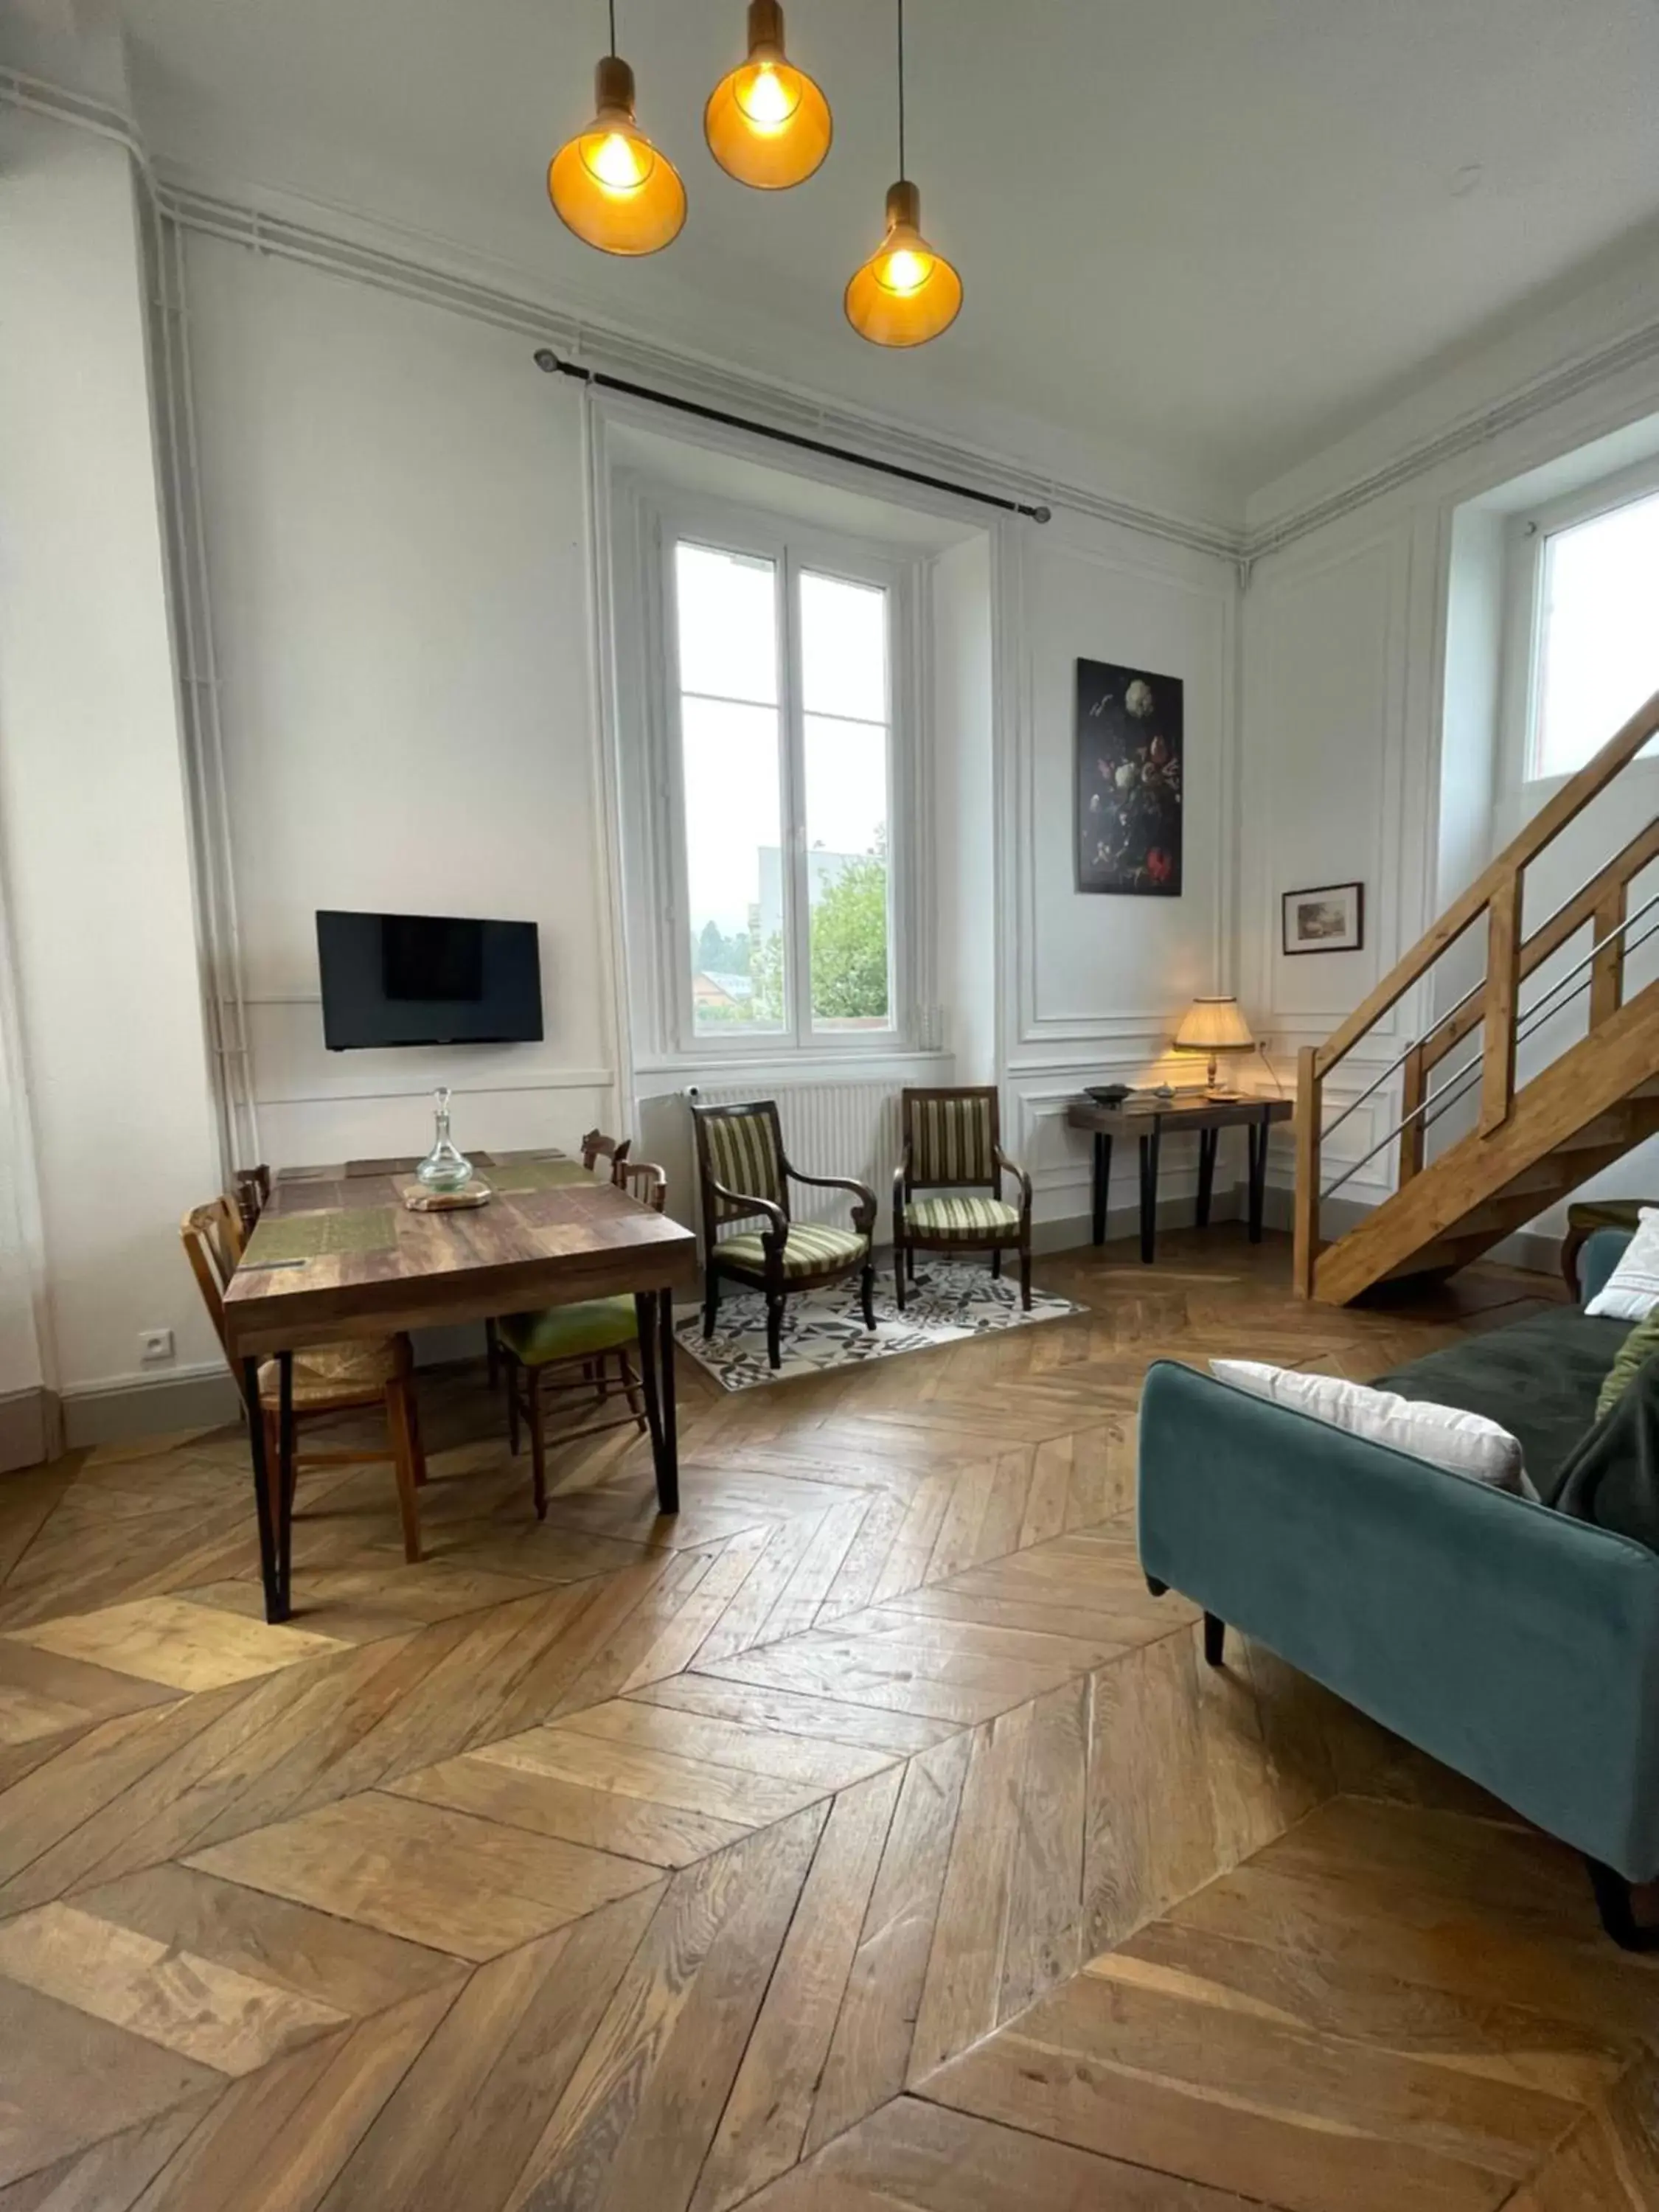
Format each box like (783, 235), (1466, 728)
(122, 0), (1659, 501)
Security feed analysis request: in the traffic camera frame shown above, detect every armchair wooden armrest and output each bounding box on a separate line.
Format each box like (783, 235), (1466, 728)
(706, 1180), (788, 1249)
(995, 1144), (1033, 1214)
(786, 1164), (878, 1236)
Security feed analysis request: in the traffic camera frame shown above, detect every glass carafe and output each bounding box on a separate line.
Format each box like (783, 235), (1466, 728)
(416, 1086), (473, 1192)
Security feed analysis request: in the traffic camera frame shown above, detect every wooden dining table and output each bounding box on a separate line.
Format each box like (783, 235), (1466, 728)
(220, 1151), (700, 1624)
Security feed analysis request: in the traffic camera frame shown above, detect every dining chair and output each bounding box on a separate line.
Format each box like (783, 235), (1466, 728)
(891, 1085), (1033, 1310)
(692, 1099), (877, 1369)
(181, 1196), (428, 1562)
(484, 1129), (632, 1390)
(232, 1164), (271, 1240)
(495, 1152), (667, 1518)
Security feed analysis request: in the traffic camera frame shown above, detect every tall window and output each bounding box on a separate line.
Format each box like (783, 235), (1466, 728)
(669, 533), (898, 1045)
(1526, 487), (1659, 780)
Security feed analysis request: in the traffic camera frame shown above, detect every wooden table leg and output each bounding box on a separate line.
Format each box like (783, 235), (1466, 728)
(1138, 1124), (1161, 1264)
(1196, 1127), (1217, 1228)
(1091, 1133), (1111, 1245)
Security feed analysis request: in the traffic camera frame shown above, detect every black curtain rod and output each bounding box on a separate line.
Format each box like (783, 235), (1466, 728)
(533, 348), (1051, 522)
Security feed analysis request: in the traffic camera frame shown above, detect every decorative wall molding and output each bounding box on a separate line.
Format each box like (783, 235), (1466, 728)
(251, 1068), (614, 1110)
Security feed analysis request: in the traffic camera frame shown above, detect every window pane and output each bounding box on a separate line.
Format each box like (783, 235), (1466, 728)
(804, 714), (891, 1032)
(800, 571), (887, 723)
(1534, 493), (1659, 778)
(681, 699), (787, 1034)
(675, 543), (778, 705)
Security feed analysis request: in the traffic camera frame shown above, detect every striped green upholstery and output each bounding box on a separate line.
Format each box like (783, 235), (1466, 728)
(908, 1092), (995, 1186)
(497, 1295), (639, 1366)
(702, 1108), (787, 1218)
(717, 1222), (868, 1278)
(906, 1194), (1020, 1239)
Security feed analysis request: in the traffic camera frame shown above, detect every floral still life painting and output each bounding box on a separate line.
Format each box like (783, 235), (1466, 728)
(1074, 658), (1184, 894)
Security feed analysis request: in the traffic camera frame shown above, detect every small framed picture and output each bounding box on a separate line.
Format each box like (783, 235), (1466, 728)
(1282, 881), (1363, 956)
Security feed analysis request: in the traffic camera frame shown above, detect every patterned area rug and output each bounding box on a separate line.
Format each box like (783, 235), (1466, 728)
(676, 1259), (1086, 1391)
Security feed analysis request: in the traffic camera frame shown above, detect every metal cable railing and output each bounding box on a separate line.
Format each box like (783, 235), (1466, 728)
(1320, 892), (1659, 1203)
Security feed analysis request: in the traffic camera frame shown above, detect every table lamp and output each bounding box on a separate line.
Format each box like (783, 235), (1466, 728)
(1172, 995), (1255, 1093)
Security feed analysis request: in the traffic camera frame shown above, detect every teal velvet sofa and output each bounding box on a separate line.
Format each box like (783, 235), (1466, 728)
(1138, 1229), (1659, 1947)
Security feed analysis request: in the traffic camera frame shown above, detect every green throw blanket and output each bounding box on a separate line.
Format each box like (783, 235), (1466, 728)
(1548, 1357), (1659, 1551)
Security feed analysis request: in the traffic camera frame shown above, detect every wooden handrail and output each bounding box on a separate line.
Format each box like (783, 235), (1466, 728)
(1293, 687), (1659, 1298)
(1314, 688), (1659, 1082)
(1417, 815), (1659, 1074)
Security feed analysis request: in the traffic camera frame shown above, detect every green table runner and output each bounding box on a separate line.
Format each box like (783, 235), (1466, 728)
(243, 1206), (397, 1265)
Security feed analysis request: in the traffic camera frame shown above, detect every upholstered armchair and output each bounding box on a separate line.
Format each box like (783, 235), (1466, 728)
(692, 1099), (877, 1369)
(892, 1086), (1032, 1310)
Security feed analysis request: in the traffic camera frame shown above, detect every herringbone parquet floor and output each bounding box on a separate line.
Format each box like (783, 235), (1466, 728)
(1, 1228), (1655, 2211)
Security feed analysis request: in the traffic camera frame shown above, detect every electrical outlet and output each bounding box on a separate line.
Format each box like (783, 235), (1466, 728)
(139, 1327), (175, 1365)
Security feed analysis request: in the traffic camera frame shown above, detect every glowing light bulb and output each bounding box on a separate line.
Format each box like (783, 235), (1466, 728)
(585, 130), (650, 192)
(704, 4), (830, 187)
(549, 55), (686, 254)
(736, 61), (797, 130)
(880, 246), (932, 293)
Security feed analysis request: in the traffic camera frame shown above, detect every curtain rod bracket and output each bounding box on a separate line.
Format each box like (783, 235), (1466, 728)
(532, 347), (1050, 523)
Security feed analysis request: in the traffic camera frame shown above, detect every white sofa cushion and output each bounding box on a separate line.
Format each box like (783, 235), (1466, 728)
(1585, 1207), (1659, 1322)
(1209, 1360), (1534, 1497)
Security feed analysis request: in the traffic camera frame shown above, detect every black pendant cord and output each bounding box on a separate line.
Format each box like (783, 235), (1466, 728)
(534, 349), (1051, 521)
(607, 0), (616, 56)
(897, 0), (906, 179)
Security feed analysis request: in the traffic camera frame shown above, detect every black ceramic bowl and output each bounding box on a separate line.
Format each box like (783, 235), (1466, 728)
(1084, 1084), (1131, 1105)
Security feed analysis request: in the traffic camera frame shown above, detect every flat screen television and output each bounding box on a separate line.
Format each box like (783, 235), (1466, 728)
(316, 910), (543, 1050)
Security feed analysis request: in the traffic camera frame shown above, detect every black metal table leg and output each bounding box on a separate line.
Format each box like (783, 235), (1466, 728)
(633, 1290), (665, 1455)
(243, 1358), (282, 1624)
(656, 1287), (679, 1516)
(1138, 1121), (1161, 1263)
(244, 1353), (293, 1624)
(1196, 1127), (1217, 1228)
(276, 1351), (295, 1616)
(1091, 1132), (1111, 1245)
(633, 1289), (679, 1516)
(1248, 1110), (1270, 1243)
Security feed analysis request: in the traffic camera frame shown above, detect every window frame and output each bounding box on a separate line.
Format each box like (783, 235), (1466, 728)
(1501, 450), (1659, 792)
(646, 487), (924, 1062)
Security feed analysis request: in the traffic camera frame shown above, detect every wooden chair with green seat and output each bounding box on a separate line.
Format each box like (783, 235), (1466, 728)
(692, 1098), (877, 1370)
(891, 1085), (1033, 1311)
(484, 1129), (630, 1390)
(180, 1196), (428, 1562)
(495, 1152), (667, 1519)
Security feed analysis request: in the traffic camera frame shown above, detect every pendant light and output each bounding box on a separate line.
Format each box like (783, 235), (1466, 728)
(548, 0), (686, 256)
(704, 1), (832, 189)
(844, 0), (961, 347)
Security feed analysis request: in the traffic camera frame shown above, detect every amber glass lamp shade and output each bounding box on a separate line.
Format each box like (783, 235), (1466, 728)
(705, 0), (831, 189)
(548, 55), (686, 256)
(844, 180), (962, 347)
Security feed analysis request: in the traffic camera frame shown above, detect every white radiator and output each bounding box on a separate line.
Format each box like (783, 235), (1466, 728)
(690, 1082), (904, 1237)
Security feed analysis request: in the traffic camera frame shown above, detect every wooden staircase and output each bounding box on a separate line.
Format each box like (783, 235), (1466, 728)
(1295, 691), (1659, 1304)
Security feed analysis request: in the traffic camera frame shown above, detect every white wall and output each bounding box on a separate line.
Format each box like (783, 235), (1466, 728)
(1240, 341), (1659, 1235)
(0, 112), (223, 1403)
(931, 533), (996, 1084)
(1001, 514), (1239, 1231)
(180, 236), (618, 1172)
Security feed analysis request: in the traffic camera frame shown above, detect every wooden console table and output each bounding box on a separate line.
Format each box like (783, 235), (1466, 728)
(221, 1152), (699, 1622)
(1065, 1095), (1293, 1262)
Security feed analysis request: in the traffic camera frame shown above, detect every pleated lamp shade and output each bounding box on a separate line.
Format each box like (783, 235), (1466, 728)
(1172, 996), (1256, 1089)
